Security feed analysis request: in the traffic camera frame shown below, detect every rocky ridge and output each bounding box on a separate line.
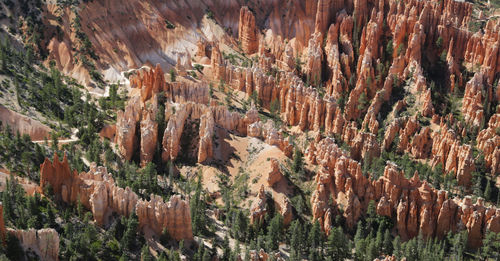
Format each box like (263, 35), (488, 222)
(0, 203), (60, 261)
(39, 154), (193, 241)
(308, 136), (500, 248)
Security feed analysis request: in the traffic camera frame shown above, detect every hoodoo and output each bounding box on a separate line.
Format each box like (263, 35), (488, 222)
(0, 0), (498, 259)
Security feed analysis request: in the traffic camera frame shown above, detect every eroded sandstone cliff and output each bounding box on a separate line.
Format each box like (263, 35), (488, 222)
(39, 154), (193, 241)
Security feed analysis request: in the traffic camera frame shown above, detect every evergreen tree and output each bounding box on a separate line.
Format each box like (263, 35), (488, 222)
(449, 230), (468, 261)
(270, 99), (280, 122)
(289, 220), (303, 254)
(141, 244), (152, 261)
(291, 145), (304, 175)
(46, 203), (56, 228)
(121, 212), (139, 251)
(326, 226), (350, 261)
(308, 249), (321, 261)
(383, 228), (393, 255)
(366, 200), (376, 228)
(194, 240), (207, 261)
(202, 248), (212, 261)
(354, 223), (366, 260)
(266, 213), (283, 251)
(375, 225), (383, 250)
(289, 249), (300, 261)
(233, 210), (248, 241)
(190, 174), (207, 235)
(308, 220), (322, 253)
(170, 69), (176, 82)
(222, 234), (231, 261)
(367, 240), (378, 261)
(234, 241), (241, 261)
(484, 179), (492, 201)
(158, 252), (168, 261)
(393, 236), (402, 260)
(480, 231), (500, 260)
(404, 238), (418, 261)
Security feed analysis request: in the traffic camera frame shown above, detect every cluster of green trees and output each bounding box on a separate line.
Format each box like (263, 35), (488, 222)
(59, 206), (148, 260)
(363, 144), (500, 205)
(0, 36), (107, 145)
(0, 174), (171, 260)
(1, 178), (56, 230)
(98, 84), (126, 112)
(114, 161), (173, 201)
(190, 174), (210, 236)
(0, 127), (46, 181)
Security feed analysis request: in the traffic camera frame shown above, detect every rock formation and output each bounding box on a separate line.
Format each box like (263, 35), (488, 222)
(476, 114), (500, 175)
(0, 202), (59, 261)
(249, 249), (270, 261)
(239, 6), (259, 55)
(248, 121), (293, 157)
(267, 158), (283, 187)
(309, 140), (499, 247)
(0, 105), (52, 141)
(37, 0), (500, 251)
(431, 124), (475, 187)
(462, 72), (487, 128)
(140, 109), (158, 166)
(7, 228), (60, 261)
(130, 64), (166, 102)
(198, 110), (215, 163)
(250, 185), (267, 224)
(115, 95), (141, 161)
(39, 154), (193, 241)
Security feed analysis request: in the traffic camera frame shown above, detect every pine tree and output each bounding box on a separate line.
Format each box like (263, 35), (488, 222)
(240, 245), (248, 261)
(375, 225), (383, 250)
(222, 234), (231, 261)
(194, 240), (205, 261)
(404, 238), (418, 261)
(383, 229), (393, 255)
(233, 210), (248, 241)
(46, 203), (56, 228)
(202, 248), (212, 261)
(392, 236), (402, 260)
(76, 197), (84, 218)
(266, 213), (283, 251)
(354, 223), (366, 260)
(190, 174), (207, 235)
(480, 231), (500, 260)
(450, 230), (467, 261)
(121, 212), (139, 251)
(270, 99), (280, 121)
(367, 240), (377, 261)
(326, 227), (350, 261)
(308, 220), (322, 251)
(484, 179), (492, 201)
(158, 252), (168, 261)
(308, 249), (321, 261)
(170, 69), (176, 82)
(291, 145), (304, 175)
(289, 220), (303, 254)
(366, 200), (376, 228)
(141, 244), (153, 261)
(234, 241), (241, 261)
(289, 249), (300, 261)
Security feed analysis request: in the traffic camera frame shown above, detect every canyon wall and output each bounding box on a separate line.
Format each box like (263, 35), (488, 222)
(0, 105), (51, 141)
